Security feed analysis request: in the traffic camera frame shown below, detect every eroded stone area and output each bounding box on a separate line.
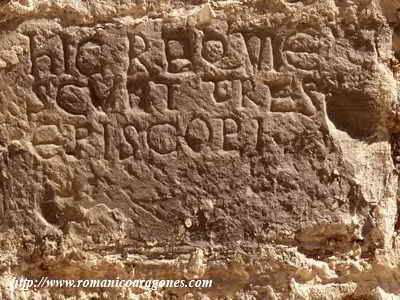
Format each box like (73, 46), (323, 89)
(0, 0), (400, 299)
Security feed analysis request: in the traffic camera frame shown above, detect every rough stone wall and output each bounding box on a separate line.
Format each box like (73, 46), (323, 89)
(1, 0), (400, 299)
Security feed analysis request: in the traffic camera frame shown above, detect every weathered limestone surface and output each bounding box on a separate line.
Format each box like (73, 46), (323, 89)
(1, 0), (400, 299)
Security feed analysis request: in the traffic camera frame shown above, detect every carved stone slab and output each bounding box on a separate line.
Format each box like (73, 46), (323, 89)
(0, 1), (397, 297)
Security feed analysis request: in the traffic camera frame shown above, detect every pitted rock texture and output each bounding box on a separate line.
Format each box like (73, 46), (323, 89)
(1, 0), (400, 299)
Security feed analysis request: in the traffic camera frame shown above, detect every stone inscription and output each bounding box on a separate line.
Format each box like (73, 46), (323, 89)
(25, 20), (326, 160)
